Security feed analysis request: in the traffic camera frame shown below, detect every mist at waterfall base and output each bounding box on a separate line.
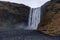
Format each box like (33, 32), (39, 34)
(15, 7), (41, 30)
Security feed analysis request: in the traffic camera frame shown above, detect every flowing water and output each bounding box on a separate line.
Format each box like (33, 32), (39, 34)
(0, 7), (41, 30)
(16, 7), (41, 30)
(25, 7), (41, 30)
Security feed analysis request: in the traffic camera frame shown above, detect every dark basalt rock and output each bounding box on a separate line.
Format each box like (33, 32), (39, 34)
(0, 1), (30, 30)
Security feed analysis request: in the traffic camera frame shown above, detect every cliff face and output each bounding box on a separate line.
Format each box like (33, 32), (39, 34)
(0, 1), (30, 30)
(38, 0), (60, 36)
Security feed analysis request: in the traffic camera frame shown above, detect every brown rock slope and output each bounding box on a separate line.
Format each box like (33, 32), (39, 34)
(0, 1), (30, 30)
(38, 1), (60, 36)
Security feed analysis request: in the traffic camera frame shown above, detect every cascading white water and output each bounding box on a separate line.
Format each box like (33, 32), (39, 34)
(15, 7), (41, 30)
(0, 0), (50, 30)
(25, 7), (41, 30)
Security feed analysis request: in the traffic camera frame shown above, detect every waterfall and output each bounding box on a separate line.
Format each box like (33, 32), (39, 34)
(15, 7), (41, 30)
(25, 7), (41, 30)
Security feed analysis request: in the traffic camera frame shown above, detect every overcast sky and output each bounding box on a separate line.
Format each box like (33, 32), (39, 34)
(0, 0), (50, 8)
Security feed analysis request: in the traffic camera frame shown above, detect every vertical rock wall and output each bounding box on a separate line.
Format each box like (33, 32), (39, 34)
(38, 0), (60, 36)
(0, 1), (30, 30)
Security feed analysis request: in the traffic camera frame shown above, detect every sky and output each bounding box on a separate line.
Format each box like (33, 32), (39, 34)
(0, 0), (50, 8)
